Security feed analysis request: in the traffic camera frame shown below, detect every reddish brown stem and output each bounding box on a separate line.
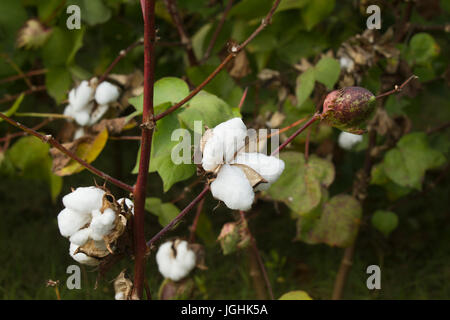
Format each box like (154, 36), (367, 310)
(146, 185), (210, 248)
(0, 111), (133, 193)
(189, 197), (205, 243)
(132, 0), (156, 300)
(163, 0), (198, 66)
(0, 85), (46, 105)
(98, 39), (144, 84)
(0, 69), (47, 85)
(154, 0), (282, 121)
(375, 75), (418, 100)
(0, 118), (51, 142)
(202, 0), (234, 62)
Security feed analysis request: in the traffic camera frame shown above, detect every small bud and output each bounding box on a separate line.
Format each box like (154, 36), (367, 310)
(321, 87), (376, 134)
(17, 19), (52, 50)
(217, 221), (250, 255)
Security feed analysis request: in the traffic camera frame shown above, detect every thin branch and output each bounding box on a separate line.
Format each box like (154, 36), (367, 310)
(202, 0), (234, 62)
(0, 86), (46, 105)
(1, 54), (34, 89)
(189, 197), (205, 243)
(14, 112), (73, 119)
(163, 0), (198, 66)
(0, 118), (51, 142)
(147, 185), (210, 248)
(0, 111), (134, 193)
(375, 75), (418, 100)
(98, 38), (144, 84)
(154, 0), (282, 121)
(109, 135), (141, 141)
(0, 69), (47, 85)
(132, 0), (157, 300)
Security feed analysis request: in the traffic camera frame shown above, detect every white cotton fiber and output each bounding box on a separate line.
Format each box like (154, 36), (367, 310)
(69, 227), (91, 246)
(89, 208), (116, 241)
(74, 110), (91, 126)
(64, 104), (75, 118)
(62, 186), (105, 214)
(73, 128), (85, 140)
(70, 81), (94, 112)
(202, 118), (247, 172)
(115, 292), (125, 300)
(233, 152), (285, 191)
(57, 208), (91, 238)
(69, 243), (100, 266)
(210, 164), (254, 211)
(118, 198), (134, 215)
(338, 131), (363, 150)
(156, 240), (196, 282)
(94, 81), (120, 105)
(88, 104), (109, 125)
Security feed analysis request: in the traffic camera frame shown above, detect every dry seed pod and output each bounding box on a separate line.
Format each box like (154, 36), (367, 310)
(114, 270), (133, 300)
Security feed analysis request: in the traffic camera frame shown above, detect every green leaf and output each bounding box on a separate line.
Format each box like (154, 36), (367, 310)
(295, 68), (315, 107)
(301, 0), (335, 31)
(41, 26), (85, 68)
(407, 33), (438, 65)
(145, 197), (180, 227)
(0, 93), (24, 121)
(267, 152), (335, 215)
(370, 164), (413, 200)
(45, 67), (71, 103)
(277, 0), (309, 12)
(70, 0), (112, 26)
(309, 194), (362, 247)
(314, 57), (340, 89)
(0, 0), (27, 50)
(178, 91), (235, 131)
(279, 290), (312, 300)
(371, 210), (399, 237)
(383, 132), (446, 190)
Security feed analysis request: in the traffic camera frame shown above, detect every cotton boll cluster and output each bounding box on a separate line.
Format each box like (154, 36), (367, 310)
(338, 131), (363, 150)
(156, 240), (196, 282)
(200, 118), (285, 211)
(57, 186), (129, 266)
(64, 80), (120, 127)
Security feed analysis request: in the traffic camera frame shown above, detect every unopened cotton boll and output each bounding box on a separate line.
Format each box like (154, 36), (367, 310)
(210, 164), (254, 211)
(94, 81), (120, 105)
(62, 186), (105, 214)
(70, 81), (94, 112)
(69, 228), (91, 246)
(57, 208), (91, 238)
(338, 131), (363, 150)
(89, 208), (116, 241)
(201, 118), (247, 172)
(156, 240), (196, 282)
(233, 152), (285, 191)
(69, 243), (100, 266)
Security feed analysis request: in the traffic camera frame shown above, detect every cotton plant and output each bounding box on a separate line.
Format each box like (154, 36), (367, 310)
(200, 118), (285, 211)
(338, 131), (363, 150)
(64, 80), (121, 132)
(156, 240), (197, 282)
(57, 186), (131, 266)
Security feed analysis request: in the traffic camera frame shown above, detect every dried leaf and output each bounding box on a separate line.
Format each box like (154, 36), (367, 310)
(231, 163), (267, 188)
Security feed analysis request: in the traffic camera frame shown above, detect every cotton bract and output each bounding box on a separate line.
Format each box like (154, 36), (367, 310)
(156, 240), (196, 282)
(338, 131), (363, 150)
(201, 118), (285, 211)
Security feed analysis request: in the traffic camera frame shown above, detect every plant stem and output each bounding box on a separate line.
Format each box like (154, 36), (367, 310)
(202, 0), (234, 62)
(0, 111), (133, 193)
(0, 69), (47, 85)
(0, 86), (46, 105)
(189, 197), (205, 243)
(154, 0), (282, 121)
(146, 185), (210, 248)
(163, 0), (198, 66)
(375, 75), (418, 100)
(14, 112), (73, 119)
(132, 0), (156, 300)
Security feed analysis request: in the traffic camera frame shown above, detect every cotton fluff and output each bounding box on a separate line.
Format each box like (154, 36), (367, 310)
(156, 240), (196, 282)
(62, 186), (105, 214)
(233, 152), (285, 191)
(339, 56), (355, 73)
(89, 208), (116, 241)
(338, 131), (363, 150)
(88, 104), (109, 126)
(57, 208), (91, 238)
(95, 81), (120, 105)
(210, 164), (255, 211)
(201, 118), (247, 172)
(115, 292), (125, 300)
(69, 227), (91, 246)
(69, 243), (100, 266)
(118, 198), (134, 215)
(69, 81), (93, 112)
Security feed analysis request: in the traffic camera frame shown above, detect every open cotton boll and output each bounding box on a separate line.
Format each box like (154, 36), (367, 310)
(74, 110), (91, 126)
(73, 128), (85, 140)
(88, 104), (109, 125)
(156, 240), (196, 282)
(118, 198), (134, 215)
(62, 186), (105, 214)
(233, 152), (285, 191)
(115, 292), (125, 300)
(338, 131), (363, 150)
(94, 81), (120, 105)
(70, 81), (94, 112)
(63, 104), (75, 119)
(69, 228), (91, 246)
(69, 243), (100, 266)
(210, 164), (254, 211)
(201, 118), (247, 172)
(89, 208), (116, 241)
(57, 208), (91, 238)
